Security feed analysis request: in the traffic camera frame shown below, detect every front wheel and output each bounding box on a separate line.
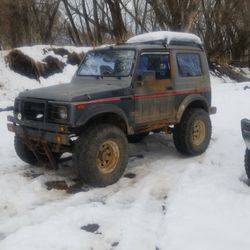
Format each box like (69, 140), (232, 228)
(73, 124), (128, 187)
(173, 108), (212, 156)
(14, 136), (61, 166)
(14, 136), (38, 165)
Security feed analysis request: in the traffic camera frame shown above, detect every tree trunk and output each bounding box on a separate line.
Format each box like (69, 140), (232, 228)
(62, 0), (82, 45)
(105, 0), (128, 43)
(82, 0), (95, 45)
(93, 0), (102, 44)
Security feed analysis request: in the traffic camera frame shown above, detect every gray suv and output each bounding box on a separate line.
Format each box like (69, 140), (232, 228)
(7, 31), (216, 186)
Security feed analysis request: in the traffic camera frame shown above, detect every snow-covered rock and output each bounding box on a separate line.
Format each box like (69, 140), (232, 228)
(17, 45), (90, 62)
(0, 45), (91, 108)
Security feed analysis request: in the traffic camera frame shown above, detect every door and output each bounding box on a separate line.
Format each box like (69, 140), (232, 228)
(134, 52), (174, 124)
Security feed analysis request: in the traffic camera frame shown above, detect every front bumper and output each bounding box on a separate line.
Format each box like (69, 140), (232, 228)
(7, 115), (71, 146)
(241, 119), (250, 149)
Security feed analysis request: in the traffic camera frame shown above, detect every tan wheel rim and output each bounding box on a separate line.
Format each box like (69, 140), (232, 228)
(96, 140), (119, 174)
(192, 119), (206, 146)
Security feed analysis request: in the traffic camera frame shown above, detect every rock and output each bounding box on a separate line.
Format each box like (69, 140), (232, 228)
(67, 52), (84, 65)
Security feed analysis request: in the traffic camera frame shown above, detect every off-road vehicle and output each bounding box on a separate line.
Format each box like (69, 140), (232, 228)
(241, 119), (250, 178)
(7, 31), (216, 187)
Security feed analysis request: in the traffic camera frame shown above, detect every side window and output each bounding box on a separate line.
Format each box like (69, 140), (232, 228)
(137, 54), (170, 80)
(177, 53), (202, 77)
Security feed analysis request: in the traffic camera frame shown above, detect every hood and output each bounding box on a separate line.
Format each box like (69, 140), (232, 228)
(19, 77), (130, 102)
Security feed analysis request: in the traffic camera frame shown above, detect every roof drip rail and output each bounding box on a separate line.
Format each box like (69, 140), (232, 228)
(169, 40), (204, 50)
(128, 39), (168, 46)
(127, 39), (203, 49)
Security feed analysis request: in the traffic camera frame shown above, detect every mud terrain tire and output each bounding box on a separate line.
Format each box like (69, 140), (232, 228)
(245, 148), (250, 179)
(14, 136), (61, 165)
(14, 136), (38, 165)
(173, 108), (211, 156)
(73, 124), (128, 187)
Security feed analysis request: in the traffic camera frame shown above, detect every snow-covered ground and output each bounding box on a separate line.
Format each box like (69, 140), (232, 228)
(1, 46), (250, 250)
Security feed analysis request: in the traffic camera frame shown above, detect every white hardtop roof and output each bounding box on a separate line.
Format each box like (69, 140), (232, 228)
(126, 31), (202, 45)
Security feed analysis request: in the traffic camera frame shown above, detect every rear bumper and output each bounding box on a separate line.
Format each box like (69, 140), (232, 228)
(7, 115), (71, 146)
(241, 119), (250, 149)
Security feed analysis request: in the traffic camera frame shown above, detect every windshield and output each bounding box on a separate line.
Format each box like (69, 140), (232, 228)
(78, 49), (135, 77)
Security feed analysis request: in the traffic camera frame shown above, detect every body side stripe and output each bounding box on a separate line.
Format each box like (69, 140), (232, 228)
(74, 89), (208, 106)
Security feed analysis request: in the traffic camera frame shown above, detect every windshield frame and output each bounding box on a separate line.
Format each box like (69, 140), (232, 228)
(76, 48), (136, 78)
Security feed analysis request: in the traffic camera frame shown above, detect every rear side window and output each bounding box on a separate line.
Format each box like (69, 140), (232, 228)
(177, 53), (202, 77)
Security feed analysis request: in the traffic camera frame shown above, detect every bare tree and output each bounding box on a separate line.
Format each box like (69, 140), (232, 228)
(62, 0), (82, 45)
(147, 0), (201, 32)
(0, 0), (249, 66)
(31, 0), (62, 43)
(0, 0), (64, 48)
(196, 0), (249, 63)
(104, 0), (128, 42)
(118, 0), (149, 34)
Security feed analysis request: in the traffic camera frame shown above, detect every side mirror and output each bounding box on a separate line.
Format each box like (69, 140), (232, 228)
(142, 71), (156, 81)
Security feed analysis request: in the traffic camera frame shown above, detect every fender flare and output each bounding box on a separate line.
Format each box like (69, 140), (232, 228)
(176, 94), (209, 122)
(75, 104), (131, 133)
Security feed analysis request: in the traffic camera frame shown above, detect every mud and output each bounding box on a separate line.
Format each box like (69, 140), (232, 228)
(124, 173), (136, 179)
(81, 224), (100, 233)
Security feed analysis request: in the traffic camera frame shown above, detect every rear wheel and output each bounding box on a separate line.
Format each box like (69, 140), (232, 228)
(73, 124), (128, 187)
(173, 108), (212, 155)
(245, 148), (250, 179)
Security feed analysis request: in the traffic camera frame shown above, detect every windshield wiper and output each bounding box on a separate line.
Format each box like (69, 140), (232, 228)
(100, 72), (122, 80)
(101, 71), (113, 77)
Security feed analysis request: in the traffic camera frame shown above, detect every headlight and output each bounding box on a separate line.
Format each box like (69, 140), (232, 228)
(17, 112), (22, 120)
(48, 103), (69, 121)
(58, 106), (68, 120)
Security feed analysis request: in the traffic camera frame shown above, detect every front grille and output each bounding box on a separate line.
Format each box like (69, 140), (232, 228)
(23, 101), (45, 122)
(48, 104), (59, 120)
(14, 99), (21, 113)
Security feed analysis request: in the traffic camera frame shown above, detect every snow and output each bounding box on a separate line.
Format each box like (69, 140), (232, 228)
(234, 67), (250, 78)
(127, 31), (202, 45)
(210, 71), (236, 84)
(1, 46), (250, 250)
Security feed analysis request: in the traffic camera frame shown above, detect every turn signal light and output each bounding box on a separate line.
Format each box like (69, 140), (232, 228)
(76, 104), (86, 110)
(56, 136), (62, 143)
(59, 127), (65, 132)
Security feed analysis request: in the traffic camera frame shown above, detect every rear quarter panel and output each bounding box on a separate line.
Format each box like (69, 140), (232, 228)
(170, 47), (211, 119)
